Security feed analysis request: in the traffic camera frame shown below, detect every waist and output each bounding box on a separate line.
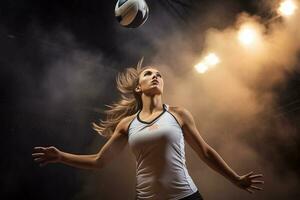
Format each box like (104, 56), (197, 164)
(135, 169), (197, 200)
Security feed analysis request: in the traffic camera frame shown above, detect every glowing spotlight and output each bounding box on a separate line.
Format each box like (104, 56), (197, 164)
(204, 53), (220, 66)
(278, 0), (297, 16)
(194, 53), (220, 74)
(238, 26), (257, 46)
(194, 63), (209, 74)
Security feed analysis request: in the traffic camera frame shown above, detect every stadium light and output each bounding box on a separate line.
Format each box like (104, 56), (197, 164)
(238, 25), (258, 46)
(204, 53), (220, 66)
(194, 53), (220, 74)
(195, 63), (209, 74)
(278, 0), (297, 16)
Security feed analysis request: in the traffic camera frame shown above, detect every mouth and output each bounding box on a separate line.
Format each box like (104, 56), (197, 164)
(151, 80), (159, 84)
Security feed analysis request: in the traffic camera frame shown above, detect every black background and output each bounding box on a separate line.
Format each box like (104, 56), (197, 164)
(2, 0), (300, 199)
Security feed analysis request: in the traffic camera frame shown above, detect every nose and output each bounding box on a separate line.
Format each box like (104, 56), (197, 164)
(152, 74), (158, 80)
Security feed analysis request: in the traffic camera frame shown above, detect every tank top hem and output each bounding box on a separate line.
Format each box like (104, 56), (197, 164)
(171, 187), (199, 200)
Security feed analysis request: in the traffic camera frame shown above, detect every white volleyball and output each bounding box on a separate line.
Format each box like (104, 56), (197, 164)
(115, 0), (149, 28)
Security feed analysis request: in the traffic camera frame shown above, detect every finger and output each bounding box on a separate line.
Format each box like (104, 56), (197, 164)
(32, 153), (45, 158)
(34, 157), (46, 163)
(246, 188), (254, 194)
(33, 147), (46, 152)
(245, 171), (254, 177)
(249, 174), (263, 179)
(250, 185), (263, 191)
(251, 180), (264, 184)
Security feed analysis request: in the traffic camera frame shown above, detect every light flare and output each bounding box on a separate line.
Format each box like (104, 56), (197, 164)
(194, 53), (220, 74)
(195, 63), (209, 74)
(204, 53), (220, 66)
(278, 0), (297, 16)
(238, 25), (258, 46)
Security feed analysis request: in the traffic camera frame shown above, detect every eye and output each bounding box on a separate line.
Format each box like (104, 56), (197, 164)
(157, 73), (162, 78)
(144, 71), (151, 76)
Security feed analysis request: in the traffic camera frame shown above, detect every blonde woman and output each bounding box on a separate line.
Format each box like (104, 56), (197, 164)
(32, 60), (264, 200)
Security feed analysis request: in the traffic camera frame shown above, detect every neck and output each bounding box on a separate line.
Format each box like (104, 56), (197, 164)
(141, 94), (163, 114)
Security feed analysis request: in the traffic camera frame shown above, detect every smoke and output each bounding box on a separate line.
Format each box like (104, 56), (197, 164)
(144, 1), (300, 199)
(15, 0), (300, 199)
(74, 1), (300, 199)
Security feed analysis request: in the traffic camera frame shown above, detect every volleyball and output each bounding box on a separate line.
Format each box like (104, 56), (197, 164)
(115, 0), (149, 28)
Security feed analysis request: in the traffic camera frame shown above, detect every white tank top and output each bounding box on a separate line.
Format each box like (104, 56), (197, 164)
(128, 104), (198, 200)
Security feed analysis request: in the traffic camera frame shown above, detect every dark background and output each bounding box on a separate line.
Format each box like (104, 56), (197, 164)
(2, 0), (300, 199)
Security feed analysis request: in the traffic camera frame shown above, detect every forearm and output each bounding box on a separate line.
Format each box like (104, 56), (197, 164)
(202, 146), (240, 183)
(59, 152), (101, 170)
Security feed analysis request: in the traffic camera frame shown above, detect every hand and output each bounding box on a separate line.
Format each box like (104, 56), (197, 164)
(233, 171), (264, 194)
(32, 146), (62, 167)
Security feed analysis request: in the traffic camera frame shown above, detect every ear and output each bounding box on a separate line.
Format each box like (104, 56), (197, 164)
(135, 85), (141, 93)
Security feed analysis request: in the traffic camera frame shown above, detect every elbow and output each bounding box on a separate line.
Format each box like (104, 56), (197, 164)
(202, 144), (213, 160)
(94, 155), (104, 170)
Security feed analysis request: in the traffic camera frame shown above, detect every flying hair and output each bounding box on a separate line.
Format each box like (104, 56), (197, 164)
(92, 58), (150, 139)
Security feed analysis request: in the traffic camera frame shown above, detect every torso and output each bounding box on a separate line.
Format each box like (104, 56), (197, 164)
(126, 104), (198, 200)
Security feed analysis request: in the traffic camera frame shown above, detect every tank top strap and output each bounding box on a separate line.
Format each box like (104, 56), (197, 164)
(132, 104), (169, 125)
(163, 103), (169, 111)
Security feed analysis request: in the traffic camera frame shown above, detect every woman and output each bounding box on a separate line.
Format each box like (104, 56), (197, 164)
(32, 60), (264, 200)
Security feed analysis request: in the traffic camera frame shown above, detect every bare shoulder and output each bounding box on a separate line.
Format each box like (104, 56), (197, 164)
(116, 113), (138, 134)
(169, 105), (187, 114)
(168, 105), (194, 127)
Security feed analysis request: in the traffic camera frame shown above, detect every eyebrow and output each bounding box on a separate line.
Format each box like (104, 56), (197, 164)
(143, 70), (161, 75)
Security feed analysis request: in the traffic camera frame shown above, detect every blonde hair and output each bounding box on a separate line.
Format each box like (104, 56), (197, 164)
(92, 59), (151, 139)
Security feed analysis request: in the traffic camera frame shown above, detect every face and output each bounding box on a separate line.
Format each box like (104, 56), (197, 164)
(135, 68), (164, 96)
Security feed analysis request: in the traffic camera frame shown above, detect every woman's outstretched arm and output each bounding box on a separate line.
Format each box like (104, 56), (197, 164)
(32, 116), (132, 170)
(172, 107), (264, 194)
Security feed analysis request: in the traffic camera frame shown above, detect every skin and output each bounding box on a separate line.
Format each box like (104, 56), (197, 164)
(33, 67), (264, 194)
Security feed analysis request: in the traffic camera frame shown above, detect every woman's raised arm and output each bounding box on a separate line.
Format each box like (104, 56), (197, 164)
(171, 106), (264, 194)
(32, 116), (133, 170)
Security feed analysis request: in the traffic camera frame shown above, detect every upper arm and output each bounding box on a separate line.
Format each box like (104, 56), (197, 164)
(172, 107), (210, 159)
(95, 116), (133, 168)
